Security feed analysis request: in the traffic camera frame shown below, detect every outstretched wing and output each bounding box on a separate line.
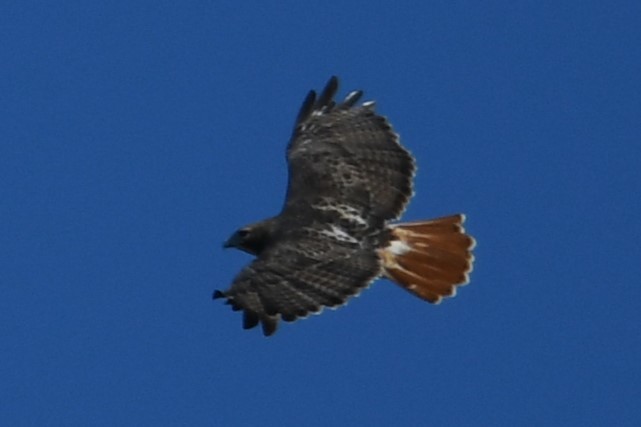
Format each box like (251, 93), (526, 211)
(283, 76), (416, 225)
(218, 227), (381, 336)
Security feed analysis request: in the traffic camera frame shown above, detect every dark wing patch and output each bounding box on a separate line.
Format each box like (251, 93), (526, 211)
(284, 76), (416, 223)
(215, 227), (381, 336)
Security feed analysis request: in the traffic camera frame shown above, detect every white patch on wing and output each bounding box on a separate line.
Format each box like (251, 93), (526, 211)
(320, 225), (358, 243)
(296, 138), (313, 147)
(342, 211), (367, 226)
(313, 201), (368, 226)
(311, 107), (329, 117)
(388, 240), (411, 255)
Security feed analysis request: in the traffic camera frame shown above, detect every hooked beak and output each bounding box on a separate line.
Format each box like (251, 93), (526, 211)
(223, 232), (240, 249)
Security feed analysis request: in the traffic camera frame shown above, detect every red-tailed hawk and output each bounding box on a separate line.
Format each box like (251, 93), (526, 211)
(215, 76), (475, 336)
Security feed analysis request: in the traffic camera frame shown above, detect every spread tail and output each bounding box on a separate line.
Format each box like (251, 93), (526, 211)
(379, 214), (476, 304)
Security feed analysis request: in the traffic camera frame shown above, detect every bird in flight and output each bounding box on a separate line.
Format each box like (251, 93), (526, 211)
(215, 76), (475, 336)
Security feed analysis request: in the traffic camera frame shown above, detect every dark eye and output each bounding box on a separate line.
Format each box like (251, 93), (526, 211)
(237, 229), (250, 238)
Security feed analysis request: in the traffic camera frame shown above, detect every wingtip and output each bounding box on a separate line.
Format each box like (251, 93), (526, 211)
(261, 317), (278, 336)
(294, 89), (317, 126)
(212, 290), (225, 300)
(341, 90), (363, 108)
(317, 76), (340, 108)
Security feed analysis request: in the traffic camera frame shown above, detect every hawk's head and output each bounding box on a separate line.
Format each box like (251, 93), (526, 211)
(223, 219), (275, 256)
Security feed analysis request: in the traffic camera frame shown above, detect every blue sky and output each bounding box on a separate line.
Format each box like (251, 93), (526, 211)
(2, 1), (640, 426)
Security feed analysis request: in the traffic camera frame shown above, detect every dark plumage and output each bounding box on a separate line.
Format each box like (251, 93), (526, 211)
(215, 77), (475, 336)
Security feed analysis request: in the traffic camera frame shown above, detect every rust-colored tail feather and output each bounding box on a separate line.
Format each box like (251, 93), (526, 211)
(379, 214), (476, 304)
